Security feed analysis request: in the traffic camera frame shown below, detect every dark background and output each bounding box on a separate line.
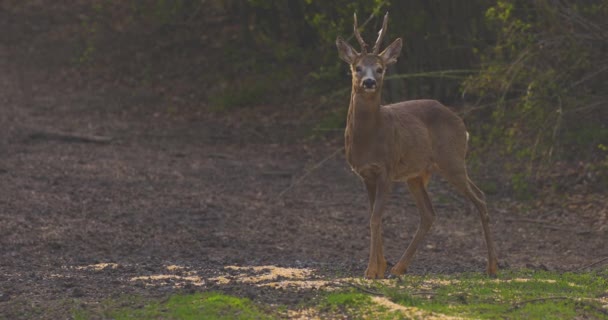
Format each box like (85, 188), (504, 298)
(5, 0), (604, 194)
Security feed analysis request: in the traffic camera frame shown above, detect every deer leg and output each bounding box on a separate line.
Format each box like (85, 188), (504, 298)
(364, 177), (390, 279)
(391, 176), (436, 275)
(421, 171), (431, 188)
(443, 171), (498, 276)
(364, 179), (383, 277)
(467, 177), (485, 203)
(364, 180), (376, 211)
(466, 178), (498, 276)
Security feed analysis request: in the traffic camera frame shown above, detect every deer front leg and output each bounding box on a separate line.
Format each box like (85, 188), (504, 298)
(364, 176), (390, 279)
(391, 176), (436, 275)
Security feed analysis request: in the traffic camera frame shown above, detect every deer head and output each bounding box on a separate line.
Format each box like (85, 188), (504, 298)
(336, 12), (402, 94)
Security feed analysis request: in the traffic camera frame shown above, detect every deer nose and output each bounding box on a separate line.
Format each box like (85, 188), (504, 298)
(362, 78), (376, 88)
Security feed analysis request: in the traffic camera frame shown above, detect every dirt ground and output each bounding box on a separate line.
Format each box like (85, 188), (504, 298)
(0, 3), (607, 319)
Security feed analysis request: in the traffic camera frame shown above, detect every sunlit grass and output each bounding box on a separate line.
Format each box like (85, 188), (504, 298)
(72, 269), (608, 319)
(371, 269), (608, 319)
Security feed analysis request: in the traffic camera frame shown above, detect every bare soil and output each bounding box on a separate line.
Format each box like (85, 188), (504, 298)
(0, 3), (606, 319)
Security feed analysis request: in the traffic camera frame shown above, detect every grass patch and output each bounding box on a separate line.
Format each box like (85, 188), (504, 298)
(323, 291), (371, 310)
(70, 269), (607, 319)
(376, 270), (608, 319)
(320, 291), (396, 319)
(74, 292), (275, 320)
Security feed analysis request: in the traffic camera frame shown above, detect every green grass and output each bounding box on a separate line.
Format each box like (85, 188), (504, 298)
(313, 270), (608, 319)
(371, 270), (608, 319)
(74, 292), (274, 320)
(70, 270), (607, 319)
(322, 291), (372, 313)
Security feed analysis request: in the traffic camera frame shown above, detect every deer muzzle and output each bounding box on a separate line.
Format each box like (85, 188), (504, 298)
(362, 78), (377, 90)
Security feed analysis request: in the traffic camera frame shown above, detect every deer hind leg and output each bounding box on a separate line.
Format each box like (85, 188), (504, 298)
(442, 169), (498, 276)
(364, 177), (390, 279)
(391, 175), (436, 275)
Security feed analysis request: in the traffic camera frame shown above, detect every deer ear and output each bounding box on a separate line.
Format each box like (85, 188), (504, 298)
(379, 38), (402, 65)
(336, 37), (359, 64)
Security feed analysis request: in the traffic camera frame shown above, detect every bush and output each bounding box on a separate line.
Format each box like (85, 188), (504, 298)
(464, 0), (608, 179)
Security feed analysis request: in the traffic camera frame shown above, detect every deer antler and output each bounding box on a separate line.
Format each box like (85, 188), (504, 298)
(372, 12), (389, 54)
(353, 13), (368, 54)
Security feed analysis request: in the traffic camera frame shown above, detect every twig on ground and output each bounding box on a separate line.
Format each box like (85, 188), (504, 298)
(294, 199), (359, 207)
(574, 256), (608, 272)
(277, 147), (344, 198)
(410, 291), (436, 296)
(28, 130), (112, 144)
(261, 171), (292, 177)
(208, 153), (233, 159)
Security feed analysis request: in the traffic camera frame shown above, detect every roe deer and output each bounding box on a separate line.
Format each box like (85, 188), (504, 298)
(336, 12), (498, 279)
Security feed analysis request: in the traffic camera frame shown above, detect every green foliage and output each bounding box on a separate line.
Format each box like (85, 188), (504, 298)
(239, 0), (391, 94)
(465, 0), (608, 178)
(242, 0), (493, 103)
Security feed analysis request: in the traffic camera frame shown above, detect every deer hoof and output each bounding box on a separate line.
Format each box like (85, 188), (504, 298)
(390, 264), (407, 276)
(364, 268), (385, 279)
(365, 263), (387, 279)
(385, 273), (405, 282)
(487, 262), (498, 278)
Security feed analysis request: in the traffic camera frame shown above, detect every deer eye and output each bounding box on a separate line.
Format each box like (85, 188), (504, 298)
(355, 66), (362, 73)
(376, 67), (383, 74)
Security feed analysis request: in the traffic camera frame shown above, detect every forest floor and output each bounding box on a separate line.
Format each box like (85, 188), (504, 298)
(0, 3), (606, 319)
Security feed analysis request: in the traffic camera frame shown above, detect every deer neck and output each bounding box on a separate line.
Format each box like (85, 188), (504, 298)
(347, 91), (382, 138)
